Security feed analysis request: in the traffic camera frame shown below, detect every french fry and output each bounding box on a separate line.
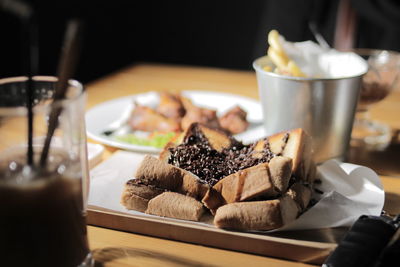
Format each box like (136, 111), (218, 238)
(263, 65), (272, 72)
(268, 30), (285, 54)
(267, 46), (288, 70)
(266, 30), (306, 77)
(287, 61), (305, 77)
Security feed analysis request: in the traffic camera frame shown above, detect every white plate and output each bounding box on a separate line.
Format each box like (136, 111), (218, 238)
(85, 91), (265, 153)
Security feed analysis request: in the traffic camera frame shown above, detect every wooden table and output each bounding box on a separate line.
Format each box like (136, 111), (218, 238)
(85, 63), (400, 266)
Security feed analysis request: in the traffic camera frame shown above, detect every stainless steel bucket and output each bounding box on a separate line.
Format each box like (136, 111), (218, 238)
(253, 56), (367, 163)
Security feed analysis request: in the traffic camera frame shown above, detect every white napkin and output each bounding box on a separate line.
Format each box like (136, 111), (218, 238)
(88, 151), (384, 231)
(280, 160), (384, 231)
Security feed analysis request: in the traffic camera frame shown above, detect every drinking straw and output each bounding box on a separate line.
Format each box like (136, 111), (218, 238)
(1, 0), (37, 166)
(40, 19), (83, 167)
(25, 18), (38, 166)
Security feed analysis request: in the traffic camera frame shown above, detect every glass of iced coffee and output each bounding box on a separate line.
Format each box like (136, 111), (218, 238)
(0, 76), (92, 266)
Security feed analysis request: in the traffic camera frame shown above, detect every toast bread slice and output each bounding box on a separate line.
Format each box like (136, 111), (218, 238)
(121, 179), (166, 212)
(135, 155), (183, 191)
(202, 156), (292, 213)
(136, 155), (209, 200)
(146, 192), (205, 221)
(285, 183), (312, 211)
(195, 123), (232, 152)
(214, 195), (299, 231)
(159, 123), (234, 162)
(252, 128), (313, 181)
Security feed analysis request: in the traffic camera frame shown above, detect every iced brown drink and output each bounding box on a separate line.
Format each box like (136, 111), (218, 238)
(0, 76), (91, 266)
(0, 148), (90, 267)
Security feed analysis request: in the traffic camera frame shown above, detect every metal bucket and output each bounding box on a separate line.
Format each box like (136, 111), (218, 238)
(253, 56), (367, 163)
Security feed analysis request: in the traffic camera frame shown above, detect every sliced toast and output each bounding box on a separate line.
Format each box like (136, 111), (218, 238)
(214, 195), (299, 231)
(202, 156), (292, 213)
(135, 155), (183, 191)
(146, 192), (205, 221)
(135, 155), (209, 200)
(285, 182), (312, 211)
(120, 179), (166, 212)
(252, 128), (313, 182)
(159, 122), (235, 162)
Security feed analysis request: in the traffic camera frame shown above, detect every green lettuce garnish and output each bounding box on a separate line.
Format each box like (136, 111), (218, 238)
(116, 132), (176, 148)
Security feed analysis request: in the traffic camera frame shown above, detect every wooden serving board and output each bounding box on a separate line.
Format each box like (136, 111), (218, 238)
(86, 150), (347, 265)
(87, 205), (345, 265)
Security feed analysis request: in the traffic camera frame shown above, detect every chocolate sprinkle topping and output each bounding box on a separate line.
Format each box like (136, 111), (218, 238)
(167, 129), (289, 186)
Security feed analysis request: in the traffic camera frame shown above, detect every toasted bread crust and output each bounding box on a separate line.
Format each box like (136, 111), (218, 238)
(202, 156), (292, 213)
(252, 128), (313, 182)
(196, 124), (232, 152)
(202, 163), (276, 213)
(121, 179), (165, 212)
(146, 192), (205, 221)
(214, 200), (282, 230)
(159, 123), (233, 161)
(136, 155), (209, 200)
(214, 195), (299, 231)
(201, 187), (226, 215)
(135, 155), (183, 190)
(268, 156), (293, 193)
(121, 193), (149, 212)
(285, 183), (312, 211)
(179, 172), (210, 199)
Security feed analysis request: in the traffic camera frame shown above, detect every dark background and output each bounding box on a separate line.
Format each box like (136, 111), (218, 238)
(1, 0), (399, 84)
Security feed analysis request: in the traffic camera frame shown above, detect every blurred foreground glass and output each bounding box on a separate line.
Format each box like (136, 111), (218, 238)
(351, 49), (400, 149)
(0, 76), (92, 266)
(253, 56), (367, 163)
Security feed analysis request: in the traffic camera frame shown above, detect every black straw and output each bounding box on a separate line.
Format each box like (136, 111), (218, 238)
(25, 17), (39, 166)
(2, 0), (38, 166)
(40, 19), (83, 168)
(3, 0), (38, 166)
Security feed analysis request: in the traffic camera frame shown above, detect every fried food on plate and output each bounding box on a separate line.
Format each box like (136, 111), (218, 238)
(127, 92), (249, 138)
(218, 105), (249, 134)
(179, 96), (221, 131)
(129, 103), (181, 133)
(156, 92), (185, 120)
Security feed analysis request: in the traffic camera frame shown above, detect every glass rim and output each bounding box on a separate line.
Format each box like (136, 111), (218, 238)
(253, 55), (368, 82)
(349, 49), (400, 72)
(0, 76), (85, 116)
(347, 48), (400, 57)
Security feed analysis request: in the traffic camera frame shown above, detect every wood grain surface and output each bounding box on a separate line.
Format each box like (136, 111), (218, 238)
(88, 226), (314, 267)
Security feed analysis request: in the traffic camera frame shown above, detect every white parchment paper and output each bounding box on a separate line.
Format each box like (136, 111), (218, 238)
(281, 39), (368, 79)
(88, 151), (384, 231)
